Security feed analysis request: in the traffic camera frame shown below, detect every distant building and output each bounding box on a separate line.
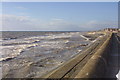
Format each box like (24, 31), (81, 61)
(104, 28), (119, 32)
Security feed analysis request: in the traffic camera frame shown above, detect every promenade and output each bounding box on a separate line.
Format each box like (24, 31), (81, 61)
(41, 32), (120, 79)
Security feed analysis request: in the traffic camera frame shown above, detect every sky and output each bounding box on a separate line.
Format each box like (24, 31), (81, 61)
(0, 2), (118, 31)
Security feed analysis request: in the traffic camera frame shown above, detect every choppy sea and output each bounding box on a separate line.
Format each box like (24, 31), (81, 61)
(0, 31), (102, 78)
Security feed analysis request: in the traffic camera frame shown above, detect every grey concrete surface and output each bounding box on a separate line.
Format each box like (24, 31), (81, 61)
(105, 33), (120, 79)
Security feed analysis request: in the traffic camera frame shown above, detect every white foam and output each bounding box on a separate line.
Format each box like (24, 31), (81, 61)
(80, 35), (89, 41)
(92, 35), (103, 43)
(0, 43), (38, 62)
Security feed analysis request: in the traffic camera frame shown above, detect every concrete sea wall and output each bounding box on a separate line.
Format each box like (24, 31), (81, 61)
(41, 32), (116, 79)
(75, 32), (113, 78)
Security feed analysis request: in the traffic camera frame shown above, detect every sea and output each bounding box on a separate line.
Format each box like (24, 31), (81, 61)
(0, 31), (101, 78)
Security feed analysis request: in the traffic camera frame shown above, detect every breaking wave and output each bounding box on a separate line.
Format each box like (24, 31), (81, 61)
(0, 44), (38, 62)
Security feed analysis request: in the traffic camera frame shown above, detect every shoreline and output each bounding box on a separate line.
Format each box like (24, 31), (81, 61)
(1, 31), (105, 78)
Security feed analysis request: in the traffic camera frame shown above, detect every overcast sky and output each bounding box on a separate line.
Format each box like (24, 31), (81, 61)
(1, 2), (118, 31)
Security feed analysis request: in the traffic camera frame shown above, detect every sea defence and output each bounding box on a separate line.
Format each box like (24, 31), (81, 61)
(41, 32), (120, 79)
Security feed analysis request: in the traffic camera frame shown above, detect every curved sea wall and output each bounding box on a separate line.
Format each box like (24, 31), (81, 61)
(75, 32), (113, 78)
(41, 32), (114, 79)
